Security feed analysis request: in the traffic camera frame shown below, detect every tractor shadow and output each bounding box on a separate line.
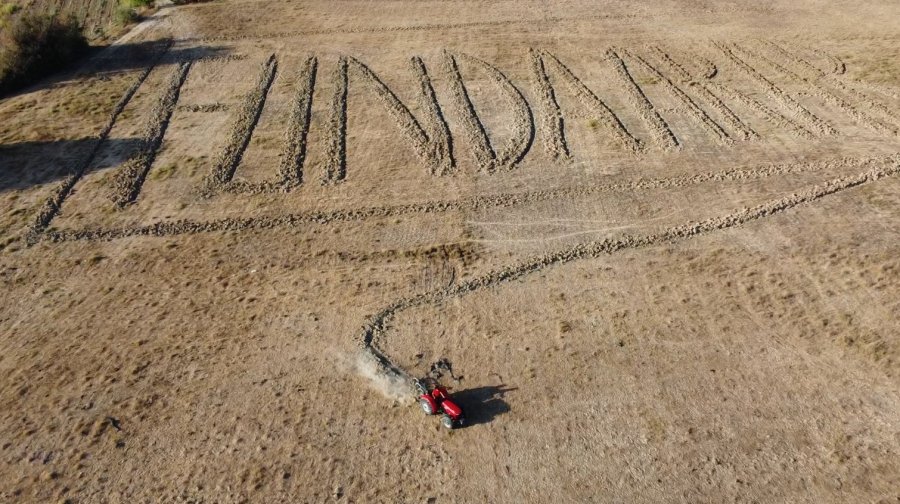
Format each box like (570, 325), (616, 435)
(453, 385), (516, 427)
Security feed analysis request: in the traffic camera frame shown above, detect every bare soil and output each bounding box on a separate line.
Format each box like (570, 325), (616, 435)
(1, 1), (899, 502)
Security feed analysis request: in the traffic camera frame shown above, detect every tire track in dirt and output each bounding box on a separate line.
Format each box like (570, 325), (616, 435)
(110, 62), (192, 207)
(649, 46), (758, 141)
(323, 57), (349, 184)
(623, 49), (732, 146)
(42, 154), (895, 243)
(205, 54), (278, 191)
(358, 159), (900, 381)
(536, 50), (643, 154)
(736, 43), (894, 136)
(607, 48), (680, 151)
(275, 56), (317, 188)
(529, 49), (570, 161)
(26, 40), (172, 244)
(715, 42), (836, 137)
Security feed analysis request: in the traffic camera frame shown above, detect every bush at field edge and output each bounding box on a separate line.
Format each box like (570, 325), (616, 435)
(0, 13), (89, 96)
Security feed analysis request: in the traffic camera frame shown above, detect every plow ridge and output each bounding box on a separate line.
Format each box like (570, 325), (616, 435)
(359, 157), (900, 381)
(827, 79), (900, 133)
(539, 50), (643, 153)
(624, 49), (732, 146)
(746, 43), (895, 135)
(716, 42), (837, 137)
(275, 56), (318, 188)
(756, 41), (900, 132)
(26, 40), (173, 244)
(205, 54), (279, 191)
(110, 62), (192, 207)
(607, 48), (680, 151)
(456, 52), (535, 171)
(443, 52), (497, 172)
(649, 46), (757, 141)
(412, 57), (455, 175)
(706, 80), (815, 139)
(323, 57), (349, 184)
(759, 40), (825, 78)
(348, 57), (450, 175)
(807, 46), (846, 75)
(41, 154), (895, 243)
(529, 49), (571, 161)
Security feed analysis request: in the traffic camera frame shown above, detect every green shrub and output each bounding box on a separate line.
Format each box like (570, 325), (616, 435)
(0, 13), (88, 95)
(1, 3), (21, 17)
(122, 0), (153, 8)
(115, 4), (138, 25)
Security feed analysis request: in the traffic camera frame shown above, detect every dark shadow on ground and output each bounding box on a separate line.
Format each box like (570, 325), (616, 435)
(1, 38), (231, 100)
(453, 385), (516, 427)
(0, 137), (142, 193)
(83, 39), (232, 77)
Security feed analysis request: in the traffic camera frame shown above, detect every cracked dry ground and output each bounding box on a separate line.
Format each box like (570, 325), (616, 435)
(1, 1), (900, 502)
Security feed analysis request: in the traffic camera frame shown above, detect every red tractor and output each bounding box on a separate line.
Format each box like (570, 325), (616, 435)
(414, 378), (465, 429)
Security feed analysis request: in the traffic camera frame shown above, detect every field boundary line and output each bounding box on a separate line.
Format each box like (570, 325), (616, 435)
(190, 14), (640, 42)
(41, 154), (896, 243)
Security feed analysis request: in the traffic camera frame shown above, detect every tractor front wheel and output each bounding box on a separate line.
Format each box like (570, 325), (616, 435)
(419, 398), (434, 415)
(440, 414), (454, 429)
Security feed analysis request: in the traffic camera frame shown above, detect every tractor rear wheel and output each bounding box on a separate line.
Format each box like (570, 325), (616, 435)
(419, 398), (434, 415)
(440, 414), (454, 429)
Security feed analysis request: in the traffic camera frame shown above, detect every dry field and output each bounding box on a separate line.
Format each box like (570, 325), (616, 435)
(1, 0), (900, 502)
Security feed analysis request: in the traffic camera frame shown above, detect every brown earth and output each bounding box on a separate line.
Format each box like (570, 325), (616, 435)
(1, 1), (900, 502)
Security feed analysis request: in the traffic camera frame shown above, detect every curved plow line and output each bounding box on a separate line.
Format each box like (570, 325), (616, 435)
(359, 161), (900, 383)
